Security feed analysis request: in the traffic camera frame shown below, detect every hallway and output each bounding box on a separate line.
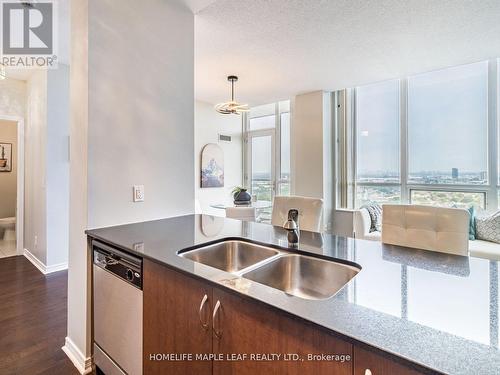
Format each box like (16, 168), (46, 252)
(0, 256), (79, 374)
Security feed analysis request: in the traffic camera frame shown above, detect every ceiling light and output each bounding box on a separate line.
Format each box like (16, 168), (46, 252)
(214, 75), (249, 115)
(0, 64), (6, 80)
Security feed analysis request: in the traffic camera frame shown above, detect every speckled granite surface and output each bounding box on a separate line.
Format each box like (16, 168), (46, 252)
(86, 214), (500, 375)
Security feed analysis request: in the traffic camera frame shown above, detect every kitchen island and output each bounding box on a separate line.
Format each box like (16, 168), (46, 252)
(87, 214), (500, 375)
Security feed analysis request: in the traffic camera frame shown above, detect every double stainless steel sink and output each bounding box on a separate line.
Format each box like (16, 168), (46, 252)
(179, 240), (360, 300)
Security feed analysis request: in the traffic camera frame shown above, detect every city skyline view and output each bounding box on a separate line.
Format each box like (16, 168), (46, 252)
(356, 61), (489, 178)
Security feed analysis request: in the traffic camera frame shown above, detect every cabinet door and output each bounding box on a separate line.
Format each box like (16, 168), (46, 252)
(143, 260), (213, 375)
(212, 288), (352, 375)
(354, 346), (425, 375)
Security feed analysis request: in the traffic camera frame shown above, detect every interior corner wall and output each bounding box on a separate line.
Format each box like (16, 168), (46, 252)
(86, 0), (194, 229)
(46, 65), (70, 267)
(25, 70), (48, 265)
(291, 90), (349, 234)
(292, 91), (326, 199)
(195, 100), (242, 216)
(23, 66), (71, 269)
(67, 0), (90, 365)
(67, 0), (195, 367)
(0, 120), (18, 218)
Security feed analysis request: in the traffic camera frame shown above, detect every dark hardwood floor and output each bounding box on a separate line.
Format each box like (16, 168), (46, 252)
(0, 256), (80, 375)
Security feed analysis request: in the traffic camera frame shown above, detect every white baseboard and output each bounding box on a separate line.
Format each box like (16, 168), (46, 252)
(46, 261), (68, 273)
(23, 248), (68, 274)
(62, 337), (93, 374)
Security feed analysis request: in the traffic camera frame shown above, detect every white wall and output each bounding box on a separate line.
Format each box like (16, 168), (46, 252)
(195, 100), (242, 216)
(23, 67), (71, 269)
(87, 0), (194, 228)
(0, 79), (26, 245)
(67, 0), (195, 370)
(46, 66), (70, 266)
(0, 79), (26, 118)
(0, 120), (17, 218)
(67, 0), (90, 367)
(292, 91), (326, 198)
(291, 91), (334, 232)
(25, 71), (48, 264)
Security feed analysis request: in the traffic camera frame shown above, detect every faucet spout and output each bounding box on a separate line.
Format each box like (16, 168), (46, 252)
(283, 209), (300, 248)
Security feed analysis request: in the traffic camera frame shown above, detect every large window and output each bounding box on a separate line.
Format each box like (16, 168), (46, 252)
(338, 60), (499, 212)
(280, 110), (291, 195)
(356, 80), (400, 183)
(250, 135), (273, 203)
(356, 185), (401, 207)
(355, 80), (400, 207)
(245, 100), (291, 222)
(408, 62), (488, 185)
(410, 190), (486, 210)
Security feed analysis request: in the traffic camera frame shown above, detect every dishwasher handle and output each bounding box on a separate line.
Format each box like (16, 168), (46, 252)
(93, 240), (143, 289)
(94, 255), (119, 268)
(93, 240), (142, 266)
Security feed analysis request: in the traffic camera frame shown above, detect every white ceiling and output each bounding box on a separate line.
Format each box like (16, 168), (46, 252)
(195, 0), (500, 106)
(183, 0), (218, 14)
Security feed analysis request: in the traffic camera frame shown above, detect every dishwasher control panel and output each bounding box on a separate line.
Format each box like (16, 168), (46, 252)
(93, 241), (143, 289)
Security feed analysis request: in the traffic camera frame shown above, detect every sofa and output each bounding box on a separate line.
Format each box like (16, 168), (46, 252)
(353, 208), (382, 241)
(353, 206), (500, 260)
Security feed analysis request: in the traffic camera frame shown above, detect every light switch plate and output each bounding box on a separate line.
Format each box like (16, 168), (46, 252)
(133, 185), (144, 202)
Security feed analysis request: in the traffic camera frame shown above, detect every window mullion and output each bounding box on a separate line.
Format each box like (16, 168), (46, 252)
(487, 59), (499, 210)
(400, 78), (409, 204)
(350, 88), (357, 209)
(275, 103), (281, 196)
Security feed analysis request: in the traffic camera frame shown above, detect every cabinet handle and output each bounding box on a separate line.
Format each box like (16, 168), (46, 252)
(365, 369), (372, 375)
(198, 294), (209, 330)
(212, 300), (223, 339)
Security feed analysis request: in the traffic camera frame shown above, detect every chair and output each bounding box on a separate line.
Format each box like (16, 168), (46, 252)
(271, 196), (323, 232)
(225, 207), (256, 222)
(381, 204), (469, 256)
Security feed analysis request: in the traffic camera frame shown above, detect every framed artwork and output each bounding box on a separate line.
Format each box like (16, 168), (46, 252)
(0, 143), (12, 172)
(201, 143), (224, 188)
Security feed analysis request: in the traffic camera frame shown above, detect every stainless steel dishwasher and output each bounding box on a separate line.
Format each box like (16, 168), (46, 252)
(93, 240), (143, 375)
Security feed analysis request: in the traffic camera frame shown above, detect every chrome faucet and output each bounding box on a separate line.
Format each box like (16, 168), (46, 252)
(283, 209), (300, 247)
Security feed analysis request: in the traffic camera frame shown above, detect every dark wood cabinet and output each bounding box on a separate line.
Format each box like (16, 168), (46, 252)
(143, 259), (427, 375)
(143, 260), (213, 375)
(212, 287), (352, 375)
(354, 346), (425, 375)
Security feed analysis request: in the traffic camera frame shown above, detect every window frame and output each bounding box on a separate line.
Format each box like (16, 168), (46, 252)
(353, 79), (403, 207)
(243, 101), (292, 200)
(338, 59), (499, 212)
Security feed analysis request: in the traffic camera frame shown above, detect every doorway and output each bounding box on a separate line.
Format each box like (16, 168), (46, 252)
(0, 116), (24, 258)
(244, 101), (292, 222)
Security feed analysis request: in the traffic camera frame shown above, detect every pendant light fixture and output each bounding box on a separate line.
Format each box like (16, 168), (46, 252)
(214, 75), (249, 115)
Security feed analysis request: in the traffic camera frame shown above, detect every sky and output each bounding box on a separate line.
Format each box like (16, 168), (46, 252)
(249, 61), (491, 180)
(357, 61), (489, 176)
(250, 111), (290, 177)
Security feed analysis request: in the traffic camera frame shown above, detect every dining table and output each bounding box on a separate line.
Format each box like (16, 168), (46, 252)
(209, 201), (272, 210)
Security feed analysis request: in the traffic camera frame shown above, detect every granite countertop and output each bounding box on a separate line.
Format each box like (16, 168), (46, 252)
(86, 214), (500, 375)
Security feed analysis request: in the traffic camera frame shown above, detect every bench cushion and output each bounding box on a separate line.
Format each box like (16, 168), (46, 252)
(469, 240), (500, 261)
